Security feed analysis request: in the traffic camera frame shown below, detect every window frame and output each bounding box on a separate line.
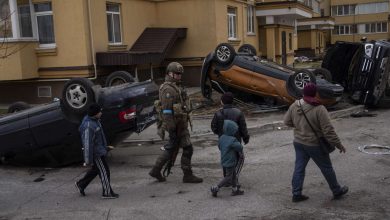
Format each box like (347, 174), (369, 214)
(0, 0), (37, 41)
(363, 22), (388, 34)
(34, 2), (55, 47)
(227, 7), (237, 40)
(247, 5), (255, 35)
(106, 3), (122, 45)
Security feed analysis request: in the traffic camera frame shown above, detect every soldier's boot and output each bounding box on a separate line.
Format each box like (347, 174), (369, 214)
(181, 145), (203, 183)
(149, 152), (169, 182)
(182, 169), (203, 183)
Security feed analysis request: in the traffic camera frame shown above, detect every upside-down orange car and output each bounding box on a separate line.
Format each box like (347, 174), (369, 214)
(201, 43), (344, 106)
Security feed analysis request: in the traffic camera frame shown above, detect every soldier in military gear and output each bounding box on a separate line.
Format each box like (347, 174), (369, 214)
(149, 62), (203, 183)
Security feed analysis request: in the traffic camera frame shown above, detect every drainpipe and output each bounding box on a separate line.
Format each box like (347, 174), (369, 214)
(18, 0), (97, 83)
(87, 0), (97, 80)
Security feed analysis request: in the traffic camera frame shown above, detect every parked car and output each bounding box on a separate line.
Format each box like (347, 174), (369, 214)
(322, 40), (390, 106)
(201, 43), (344, 106)
(0, 78), (158, 165)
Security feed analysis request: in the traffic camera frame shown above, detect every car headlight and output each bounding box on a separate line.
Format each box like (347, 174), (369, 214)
(365, 44), (374, 57)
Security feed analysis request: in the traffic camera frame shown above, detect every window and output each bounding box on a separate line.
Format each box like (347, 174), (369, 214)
(18, 0), (32, 38)
(332, 5), (356, 16)
(333, 25), (357, 35)
(357, 2), (388, 14)
(0, 0), (12, 38)
(247, 5), (255, 34)
(227, 7), (237, 39)
(34, 2), (55, 45)
(363, 22), (387, 33)
(106, 3), (121, 44)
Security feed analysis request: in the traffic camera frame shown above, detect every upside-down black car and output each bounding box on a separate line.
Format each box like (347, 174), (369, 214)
(0, 77), (158, 164)
(322, 40), (390, 106)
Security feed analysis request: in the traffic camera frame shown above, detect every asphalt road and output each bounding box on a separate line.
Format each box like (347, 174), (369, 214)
(1, 109), (390, 220)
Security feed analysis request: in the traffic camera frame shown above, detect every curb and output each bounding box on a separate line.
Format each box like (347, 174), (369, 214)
(122, 105), (365, 145)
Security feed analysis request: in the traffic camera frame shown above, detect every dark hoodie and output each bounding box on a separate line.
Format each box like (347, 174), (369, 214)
(218, 120), (243, 168)
(283, 99), (342, 148)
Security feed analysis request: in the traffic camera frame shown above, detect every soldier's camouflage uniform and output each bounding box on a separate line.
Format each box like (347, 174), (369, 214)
(149, 62), (203, 183)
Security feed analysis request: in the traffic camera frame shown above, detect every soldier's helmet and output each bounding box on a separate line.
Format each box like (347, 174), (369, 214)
(166, 62), (184, 74)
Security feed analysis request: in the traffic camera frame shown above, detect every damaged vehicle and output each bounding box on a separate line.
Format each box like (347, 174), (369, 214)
(201, 43), (344, 106)
(322, 40), (390, 106)
(0, 77), (158, 165)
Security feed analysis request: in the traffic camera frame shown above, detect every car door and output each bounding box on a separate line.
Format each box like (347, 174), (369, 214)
(28, 102), (80, 149)
(0, 111), (37, 155)
(218, 57), (254, 90)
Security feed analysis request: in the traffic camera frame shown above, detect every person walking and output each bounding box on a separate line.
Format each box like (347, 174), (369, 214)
(75, 103), (119, 199)
(283, 83), (348, 202)
(210, 120), (244, 197)
(211, 92), (249, 144)
(149, 62), (203, 183)
(211, 92), (249, 180)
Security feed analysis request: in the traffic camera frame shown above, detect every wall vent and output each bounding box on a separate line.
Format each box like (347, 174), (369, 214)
(38, 86), (52, 97)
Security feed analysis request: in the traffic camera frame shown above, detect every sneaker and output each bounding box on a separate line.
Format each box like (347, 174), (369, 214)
(75, 182), (85, 196)
(102, 192), (119, 199)
(231, 188), (244, 196)
(333, 186), (348, 200)
(292, 194), (309, 202)
(210, 186), (219, 197)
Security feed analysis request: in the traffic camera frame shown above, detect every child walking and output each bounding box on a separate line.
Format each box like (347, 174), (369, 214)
(211, 120), (244, 197)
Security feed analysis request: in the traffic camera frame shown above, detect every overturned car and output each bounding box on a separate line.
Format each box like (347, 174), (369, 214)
(322, 40), (390, 106)
(0, 78), (158, 165)
(201, 43), (344, 106)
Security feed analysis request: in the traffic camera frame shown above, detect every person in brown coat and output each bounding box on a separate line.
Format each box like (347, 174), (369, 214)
(283, 83), (348, 202)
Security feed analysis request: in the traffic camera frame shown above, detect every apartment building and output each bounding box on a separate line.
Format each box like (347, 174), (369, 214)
(0, 0), (258, 103)
(327, 0), (389, 43)
(255, 0), (328, 63)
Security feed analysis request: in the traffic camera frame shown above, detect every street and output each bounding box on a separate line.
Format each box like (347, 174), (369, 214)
(0, 108), (390, 220)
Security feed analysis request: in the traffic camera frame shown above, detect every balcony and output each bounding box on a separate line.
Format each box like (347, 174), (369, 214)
(256, 1), (312, 26)
(0, 41), (39, 81)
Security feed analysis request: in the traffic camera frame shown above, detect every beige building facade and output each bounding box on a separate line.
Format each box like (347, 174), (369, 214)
(326, 0), (389, 43)
(0, 0), (259, 103)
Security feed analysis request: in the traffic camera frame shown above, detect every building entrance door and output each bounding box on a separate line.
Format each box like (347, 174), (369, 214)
(282, 31), (287, 65)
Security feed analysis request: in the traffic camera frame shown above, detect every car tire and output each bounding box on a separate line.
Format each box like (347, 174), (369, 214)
(291, 69), (316, 92)
(313, 68), (332, 82)
(7, 101), (30, 113)
(238, 44), (257, 56)
(105, 71), (135, 87)
(62, 78), (95, 115)
(214, 43), (236, 65)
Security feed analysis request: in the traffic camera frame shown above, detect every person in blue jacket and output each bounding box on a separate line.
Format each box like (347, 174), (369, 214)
(210, 120), (244, 197)
(75, 103), (119, 199)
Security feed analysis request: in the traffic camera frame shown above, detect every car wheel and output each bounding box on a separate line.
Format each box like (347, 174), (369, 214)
(105, 71), (135, 87)
(313, 68), (332, 82)
(7, 101), (30, 113)
(238, 44), (257, 56)
(62, 78), (95, 114)
(292, 69), (316, 91)
(214, 43), (236, 65)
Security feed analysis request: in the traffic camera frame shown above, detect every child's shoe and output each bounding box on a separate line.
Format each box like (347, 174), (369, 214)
(210, 186), (219, 197)
(231, 187), (244, 196)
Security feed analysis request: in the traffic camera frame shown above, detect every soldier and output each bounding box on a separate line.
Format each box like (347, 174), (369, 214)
(149, 62), (203, 183)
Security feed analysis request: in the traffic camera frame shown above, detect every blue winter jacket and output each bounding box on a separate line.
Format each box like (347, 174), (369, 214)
(79, 115), (108, 165)
(218, 120), (243, 168)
